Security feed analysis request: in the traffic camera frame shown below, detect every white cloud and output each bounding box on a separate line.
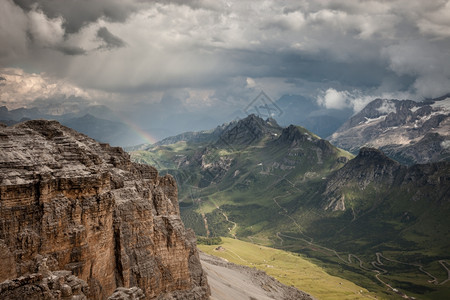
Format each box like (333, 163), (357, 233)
(246, 78), (256, 88)
(317, 88), (415, 113)
(317, 89), (352, 110)
(0, 68), (94, 109)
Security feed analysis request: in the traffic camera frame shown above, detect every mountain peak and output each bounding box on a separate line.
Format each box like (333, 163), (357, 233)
(358, 146), (390, 159)
(330, 147), (401, 187)
(218, 114), (282, 146)
(239, 113), (268, 128)
(277, 125), (317, 145)
(323, 147), (404, 211)
(352, 147), (401, 169)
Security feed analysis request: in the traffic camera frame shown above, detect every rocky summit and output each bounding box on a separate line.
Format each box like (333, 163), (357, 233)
(0, 120), (210, 300)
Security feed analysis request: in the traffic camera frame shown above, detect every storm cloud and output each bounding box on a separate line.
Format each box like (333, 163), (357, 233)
(1, 0), (450, 136)
(96, 27), (126, 50)
(12, 0), (144, 33)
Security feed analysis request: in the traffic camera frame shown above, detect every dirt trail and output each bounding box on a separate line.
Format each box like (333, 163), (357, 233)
(214, 204), (237, 239)
(201, 212), (210, 237)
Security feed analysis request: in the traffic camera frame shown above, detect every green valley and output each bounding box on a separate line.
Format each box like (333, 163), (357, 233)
(130, 114), (450, 299)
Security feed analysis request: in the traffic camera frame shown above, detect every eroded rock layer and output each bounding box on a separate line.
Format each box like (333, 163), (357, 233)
(0, 120), (209, 300)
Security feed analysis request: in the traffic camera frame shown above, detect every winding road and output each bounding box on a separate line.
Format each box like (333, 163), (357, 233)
(438, 260), (450, 285)
(214, 203), (237, 239)
(270, 190), (450, 299)
(191, 169), (449, 299)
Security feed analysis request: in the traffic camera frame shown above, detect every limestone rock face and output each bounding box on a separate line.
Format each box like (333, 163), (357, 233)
(0, 120), (210, 300)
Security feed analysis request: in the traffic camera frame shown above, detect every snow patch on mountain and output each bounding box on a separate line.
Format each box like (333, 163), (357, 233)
(442, 140), (450, 150)
(410, 106), (421, 113)
(363, 115), (386, 124)
(431, 97), (450, 112)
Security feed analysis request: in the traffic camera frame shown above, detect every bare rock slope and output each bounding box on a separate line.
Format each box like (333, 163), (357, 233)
(0, 120), (210, 299)
(200, 252), (314, 300)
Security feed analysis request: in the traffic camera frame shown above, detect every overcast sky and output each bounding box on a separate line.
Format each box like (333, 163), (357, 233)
(1, 0), (450, 129)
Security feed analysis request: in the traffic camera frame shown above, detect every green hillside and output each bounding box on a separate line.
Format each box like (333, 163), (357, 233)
(199, 237), (379, 300)
(130, 114), (450, 299)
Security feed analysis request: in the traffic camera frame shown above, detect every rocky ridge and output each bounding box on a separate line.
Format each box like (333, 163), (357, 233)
(323, 147), (450, 211)
(0, 120), (210, 299)
(329, 97), (450, 164)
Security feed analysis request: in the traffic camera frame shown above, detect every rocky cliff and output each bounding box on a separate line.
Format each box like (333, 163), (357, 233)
(0, 120), (210, 299)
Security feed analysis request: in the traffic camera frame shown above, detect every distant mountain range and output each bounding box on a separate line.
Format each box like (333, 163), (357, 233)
(0, 105), (144, 147)
(129, 114), (450, 299)
(329, 96), (450, 165)
(131, 94), (450, 166)
(3, 93), (450, 166)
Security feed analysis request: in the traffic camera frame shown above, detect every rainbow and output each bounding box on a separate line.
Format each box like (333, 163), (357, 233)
(113, 112), (159, 145)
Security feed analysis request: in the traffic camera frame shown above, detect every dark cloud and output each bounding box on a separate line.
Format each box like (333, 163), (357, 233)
(0, 76), (5, 81)
(0, 0), (28, 65)
(55, 45), (87, 56)
(155, 0), (226, 11)
(96, 27), (126, 50)
(2, 0), (450, 137)
(12, 0), (141, 33)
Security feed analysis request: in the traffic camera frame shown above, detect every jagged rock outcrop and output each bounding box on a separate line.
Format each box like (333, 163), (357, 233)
(0, 120), (210, 300)
(217, 114), (281, 147)
(277, 125), (313, 145)
(0, 258), (90, 300)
